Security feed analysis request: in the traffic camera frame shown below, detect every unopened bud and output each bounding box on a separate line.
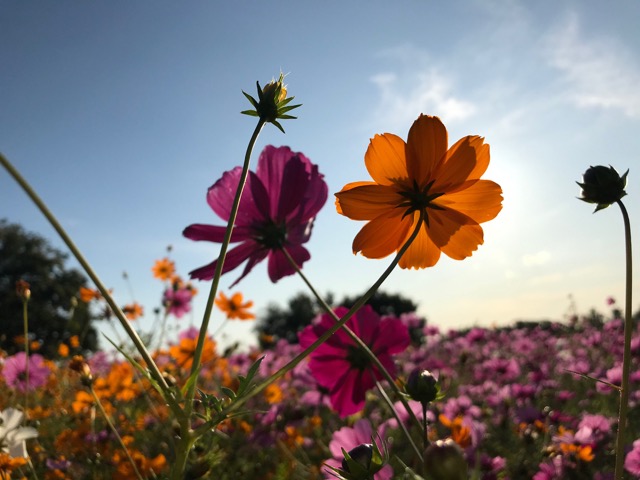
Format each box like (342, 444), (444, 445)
(406, 369), (439, 405)
(423, 439), (468, 480)
(577, 165), (628, 212)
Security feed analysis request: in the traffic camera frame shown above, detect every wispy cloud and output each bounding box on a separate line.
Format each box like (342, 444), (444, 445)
(522, 250), (551, 267)
(368, 46), (476, 132)
(544, 13), (640, 118)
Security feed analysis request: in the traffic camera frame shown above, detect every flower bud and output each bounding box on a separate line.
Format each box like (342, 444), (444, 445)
(577, 165), (628, 212)
(15, 280), (31, 301)
(406, 369), (439, 405)
(241, 73), (301, 133)
(341, 443), (374, 474)
(423, 439), (468, 480)
(330, 439), (388, 480)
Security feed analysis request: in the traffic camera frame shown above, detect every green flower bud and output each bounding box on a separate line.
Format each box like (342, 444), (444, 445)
(341, 444), (374, 475)
(423, 439), (468, 480)
(406, 369), (439, 405)
(241, 73), (301, 133)
(327, 439), (388, 480)
(577, 165), (628, 212)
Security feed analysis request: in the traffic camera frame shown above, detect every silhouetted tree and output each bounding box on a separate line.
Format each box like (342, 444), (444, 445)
(338, 290), (418, 317)
(0, 219), (99, 357)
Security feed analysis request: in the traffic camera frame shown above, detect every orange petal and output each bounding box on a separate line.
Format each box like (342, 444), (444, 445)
(435, 180), (503, 223)
(433, 136), (489, 191)
(406, 115), (448, 185)
(364, 133), (408, 186)
(335, 184), (402, 220)
(352, 209), (413, 259)
(427, 208), (484, 259)
(398, 222), (442, 269)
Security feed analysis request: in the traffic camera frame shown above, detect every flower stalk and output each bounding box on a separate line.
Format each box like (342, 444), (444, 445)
(613, 199), (633, 480)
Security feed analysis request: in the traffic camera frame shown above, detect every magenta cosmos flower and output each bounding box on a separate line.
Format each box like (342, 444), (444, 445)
(184, 145), (328, 286)
(299, 305), (410, 417)
(162, 286), (193, 318)
(3, 352), (50, 392)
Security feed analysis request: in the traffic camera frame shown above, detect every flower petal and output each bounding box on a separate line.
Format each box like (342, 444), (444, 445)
(406, 115), (448, 185)
(364, 133), (408, 186)
(207, 169), (265, 225)
(436, 179), (503, 224)
(398, 221), (442, 269)
(428, 208), (484, 260)
(432, 135), (490, 191)
(267, 245), (310, 283)
(335, 184), (402, 221)
(352, 209), (414, 259)
(182, 224), (251, 243)
(188, 241), (259, 281)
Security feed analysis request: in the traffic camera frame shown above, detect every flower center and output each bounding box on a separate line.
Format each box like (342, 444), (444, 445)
(253, 221), (287, 249)
(397, 180), (445, 225)
(346, 345), (372, 371)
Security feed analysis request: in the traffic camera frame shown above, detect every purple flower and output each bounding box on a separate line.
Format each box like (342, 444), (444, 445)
(2, 352), (50, 392)
(184, 145), (328, 286)
(324, 419), (393, 480)
(298, 306), (410, 417)
(162, 286), (193, 318)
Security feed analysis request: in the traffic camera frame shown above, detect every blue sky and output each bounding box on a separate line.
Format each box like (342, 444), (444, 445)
(2, 1), (639, 348)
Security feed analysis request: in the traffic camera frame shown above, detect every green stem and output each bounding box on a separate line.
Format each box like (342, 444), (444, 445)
(221, 213), (425, 417)
(90, 386), (144, 480)
(185, 119), (265, 407)
(614, 199), (633, 480)
(375, 380), (423, 462)
(22, 299), (29, 412)
(0, 153), (174, 404)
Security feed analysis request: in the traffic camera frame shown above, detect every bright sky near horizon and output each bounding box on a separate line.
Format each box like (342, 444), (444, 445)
(1, 1), (639, 349)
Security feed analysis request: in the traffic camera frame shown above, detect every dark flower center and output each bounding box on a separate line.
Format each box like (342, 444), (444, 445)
(398, 180), (445, 226)
(346, 345), (372, 371)
(253, 221), (287, 249)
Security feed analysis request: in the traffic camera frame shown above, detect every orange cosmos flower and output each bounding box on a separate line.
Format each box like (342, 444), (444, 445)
(152, 257), (176, 281)
(122, 302), (144, 321)
(215, 292), (255, 320)
(335, 114), (503, 269)
(79, 287), (101, 303)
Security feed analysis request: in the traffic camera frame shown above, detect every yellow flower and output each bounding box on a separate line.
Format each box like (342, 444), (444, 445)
(215, 292), (255, 320)
(335, 114), (503, 268)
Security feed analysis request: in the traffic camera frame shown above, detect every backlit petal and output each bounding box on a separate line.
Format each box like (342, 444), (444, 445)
(432, 136), (489, 191)
(364, 133), (408, 186)
(182, 224), (251, 243)
(436, 180), (503, 223)
(398, 222), (441, 269)
(406, 115), (448, 185)
(427, 208), (483, 259)
(352, 209), (414, 259)
(335, 184), (402, 220)
(267, 245), (310, 283)
(207, 169), (265, 225)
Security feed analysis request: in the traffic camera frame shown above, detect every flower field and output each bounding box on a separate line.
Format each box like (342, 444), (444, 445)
(1, 299), (640, 479)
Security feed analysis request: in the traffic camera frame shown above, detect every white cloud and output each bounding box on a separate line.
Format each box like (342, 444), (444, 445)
(368, 47), (477, 132)
(544, 13), (640, 118)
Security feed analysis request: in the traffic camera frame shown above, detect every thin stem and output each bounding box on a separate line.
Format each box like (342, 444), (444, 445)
(90, 386), (144, 480)
(614, 199), (633, 480)
(422, 403), (429, 451)
(0, 153), (173, 402)
(222, 212), (425, 416)
(185, 119), (265, 405)
(282, 245), (425, 439)
(22, 299), (29, 412)
(375, 380), (423, 462)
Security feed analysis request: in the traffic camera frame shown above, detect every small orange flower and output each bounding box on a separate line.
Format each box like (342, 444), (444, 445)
(79, 287), (101, 302)
(69, 335), (80, 348)
(335, 114), (503, 268)
(439, 414), (472, 448)
(0, 452), (28, 475)
(152, 258), (175, 281)
(122, 302), (144, 321)
(169, 335), (216, 371)
(58, 343), (69, 357)
(215, 292), (255, 320)
(264, 383), (283, 404)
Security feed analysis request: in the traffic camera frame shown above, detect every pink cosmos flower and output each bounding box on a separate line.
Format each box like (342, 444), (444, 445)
(324, 419), (393, 480)
(625, 439), (640, 477)
(298, 305), (410, 417)
(163, 286), (193, 318)
(3, 352), (50, 392)
(183, 145), (328, 286)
